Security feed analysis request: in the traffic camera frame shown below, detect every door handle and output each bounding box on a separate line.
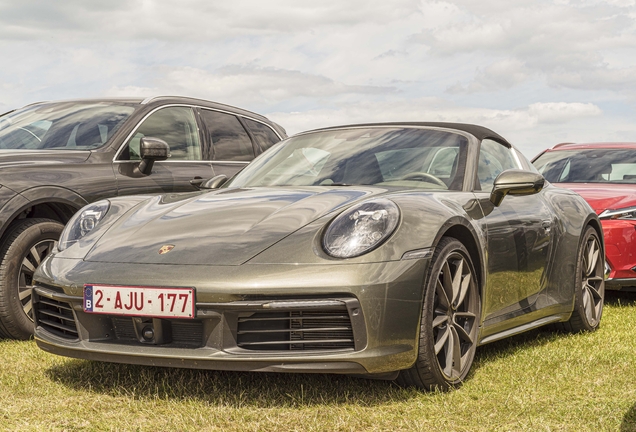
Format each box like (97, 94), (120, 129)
(541, 221), (552, 234)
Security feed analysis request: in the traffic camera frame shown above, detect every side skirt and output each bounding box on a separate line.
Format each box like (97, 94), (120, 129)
(477, 313), (569, 346)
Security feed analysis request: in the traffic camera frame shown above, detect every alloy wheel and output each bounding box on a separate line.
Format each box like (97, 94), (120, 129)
(432, 252), (478, 380)
(581, 235), (604, 326)
(18, 239), (57, 321)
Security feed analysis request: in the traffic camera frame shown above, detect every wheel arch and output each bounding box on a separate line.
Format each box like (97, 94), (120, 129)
(584, 215), (604, 251)
(432, 218), (485, 294)
(0, 187), (87, 243)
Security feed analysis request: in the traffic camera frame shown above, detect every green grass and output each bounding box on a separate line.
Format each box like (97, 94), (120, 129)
(2, 292), (636, 431)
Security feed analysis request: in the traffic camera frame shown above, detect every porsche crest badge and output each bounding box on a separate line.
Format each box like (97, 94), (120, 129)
(158, 244), (175, 255)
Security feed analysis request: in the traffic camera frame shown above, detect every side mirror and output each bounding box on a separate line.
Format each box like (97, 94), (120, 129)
(200, 174), (228, 190)
(137, 137), (170, 175)
(490, 169), (545, 206)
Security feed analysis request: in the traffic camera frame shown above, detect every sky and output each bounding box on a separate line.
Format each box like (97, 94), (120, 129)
(1, 0), (636, 157)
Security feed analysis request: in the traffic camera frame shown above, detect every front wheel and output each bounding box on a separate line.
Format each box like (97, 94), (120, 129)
(560, 226), (604, 332)
(0, 218), (64, 339)
(397, 237), (480, 391)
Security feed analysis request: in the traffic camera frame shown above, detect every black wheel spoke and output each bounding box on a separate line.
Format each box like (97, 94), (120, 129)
(454, 311), (476, 320)
(23, 299), (32, 315)
(586, 283), (602, 301)
(17, 238), (56, 322)
(434, 326), (450, 355)
(436, 280), (450, 310)
(586, 240), (599, 277)
(451, 259), (464, 305)
(29, 246), (42, 266)
(585, 287), (597, 322)
(453, 322), (473, 344)
(18, 288), (31, 301)
(450, 326), (462, 378)
(442, 261), (454, 305)
(432, 315), (449, 329)
(455, 273), (470, 309)
(21, 259), (36, 274)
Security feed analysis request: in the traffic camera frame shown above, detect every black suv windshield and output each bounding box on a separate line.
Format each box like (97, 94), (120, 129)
(226, 127), (468, 190)
(534, 149), (636, 184)
(0, 102), (136, 150)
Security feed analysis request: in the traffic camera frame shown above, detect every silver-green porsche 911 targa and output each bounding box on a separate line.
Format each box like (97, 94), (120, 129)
(32, 123), (604, 390)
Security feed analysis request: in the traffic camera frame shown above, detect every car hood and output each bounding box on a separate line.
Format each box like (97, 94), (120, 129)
(557, 183), (636, 213)
(84, 187), (385, 265)
(0, 149), (90, 167)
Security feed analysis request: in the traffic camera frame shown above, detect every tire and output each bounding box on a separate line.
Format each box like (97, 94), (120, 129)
(559, 226), (604, 332)
(397, 237), (480, 391)
(0, 218), (64, 339)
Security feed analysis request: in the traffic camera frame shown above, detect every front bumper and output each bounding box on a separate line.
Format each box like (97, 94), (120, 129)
(33, 256), (429, 375)
(602, 219), (636, 290)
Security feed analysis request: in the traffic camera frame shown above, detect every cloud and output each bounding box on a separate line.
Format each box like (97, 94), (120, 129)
(106, 65), (397, 111)
(414, 0), (636, 94)
(0, 0), (422, 41)
(1, 0), (635, 162)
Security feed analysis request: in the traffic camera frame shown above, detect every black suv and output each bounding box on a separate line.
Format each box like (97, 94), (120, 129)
(0, 96), (286, 339)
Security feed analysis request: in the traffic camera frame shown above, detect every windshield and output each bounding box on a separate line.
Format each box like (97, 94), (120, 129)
(226, 127), (469, 190)
(533, 149), (636, 184)
(0, 102), (136, 150)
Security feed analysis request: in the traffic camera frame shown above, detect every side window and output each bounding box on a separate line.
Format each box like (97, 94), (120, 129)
(123, 107), (201, 161)
(477, 139), (518, 192)
(199, 110), (254, 161)
(243, 118), (281, 152)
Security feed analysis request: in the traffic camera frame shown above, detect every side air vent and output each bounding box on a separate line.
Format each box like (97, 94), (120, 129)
(237, 309), (354, 351)
(36, 298), (79, 340)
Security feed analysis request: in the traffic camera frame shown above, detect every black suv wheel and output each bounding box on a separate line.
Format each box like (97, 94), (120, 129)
(0, 219), (63, 339)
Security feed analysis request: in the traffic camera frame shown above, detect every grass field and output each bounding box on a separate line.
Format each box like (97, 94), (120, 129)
(2, 292), (636, 431)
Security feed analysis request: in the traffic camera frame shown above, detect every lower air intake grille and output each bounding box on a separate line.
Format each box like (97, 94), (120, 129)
(237, 309), (354, 351)
(36, 298), (79, 340)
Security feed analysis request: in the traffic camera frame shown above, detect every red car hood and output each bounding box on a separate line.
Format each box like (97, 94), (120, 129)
(557, 183), (636, 214)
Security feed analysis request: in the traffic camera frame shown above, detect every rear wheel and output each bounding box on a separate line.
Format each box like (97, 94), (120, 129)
(0, 218), (63, 339)
(397, 237), (480, 391)
(560, 226), (604, 332)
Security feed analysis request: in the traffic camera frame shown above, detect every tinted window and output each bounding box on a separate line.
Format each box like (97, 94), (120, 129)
(0, 102), (134, 150)
(226, 128), (468, 190)
(477, 139), (518, 192)
(122, 107), (201, 161)
(244, 118), (281, 151)
(533, 149), (636, 184)
(199, 110), (254, 161)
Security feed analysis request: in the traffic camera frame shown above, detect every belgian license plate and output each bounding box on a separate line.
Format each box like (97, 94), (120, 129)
(83, 284), (195, 319)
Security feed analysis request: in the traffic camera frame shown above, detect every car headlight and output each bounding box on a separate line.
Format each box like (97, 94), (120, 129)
(323, 198), (400, 258)
(58, 200), (110, 251)
(599, 206), (636, 220)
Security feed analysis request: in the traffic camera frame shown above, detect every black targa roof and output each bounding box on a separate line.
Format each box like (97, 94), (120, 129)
(305, 122), (512, 148)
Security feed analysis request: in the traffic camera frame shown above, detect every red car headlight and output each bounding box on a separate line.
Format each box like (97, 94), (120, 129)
(599, 206), (636, 220)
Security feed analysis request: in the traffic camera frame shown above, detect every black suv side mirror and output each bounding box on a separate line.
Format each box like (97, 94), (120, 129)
(137, 137), (170, 175)
(199, 174), (228, 189)
(490, 169), (545, 206)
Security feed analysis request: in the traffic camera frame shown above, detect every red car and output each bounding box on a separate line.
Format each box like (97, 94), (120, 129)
(533, 142), (636, 290)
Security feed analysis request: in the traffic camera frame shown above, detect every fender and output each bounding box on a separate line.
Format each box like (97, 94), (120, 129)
(18, 185), (88, 209)
(431, 215), (487, 296)
(0, 186), (88, 240)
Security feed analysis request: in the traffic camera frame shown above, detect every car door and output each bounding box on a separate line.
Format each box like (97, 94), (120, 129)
(114, 105), (214, 195)
(197, 108), (257, 179)
(474, 139), (554, 324)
